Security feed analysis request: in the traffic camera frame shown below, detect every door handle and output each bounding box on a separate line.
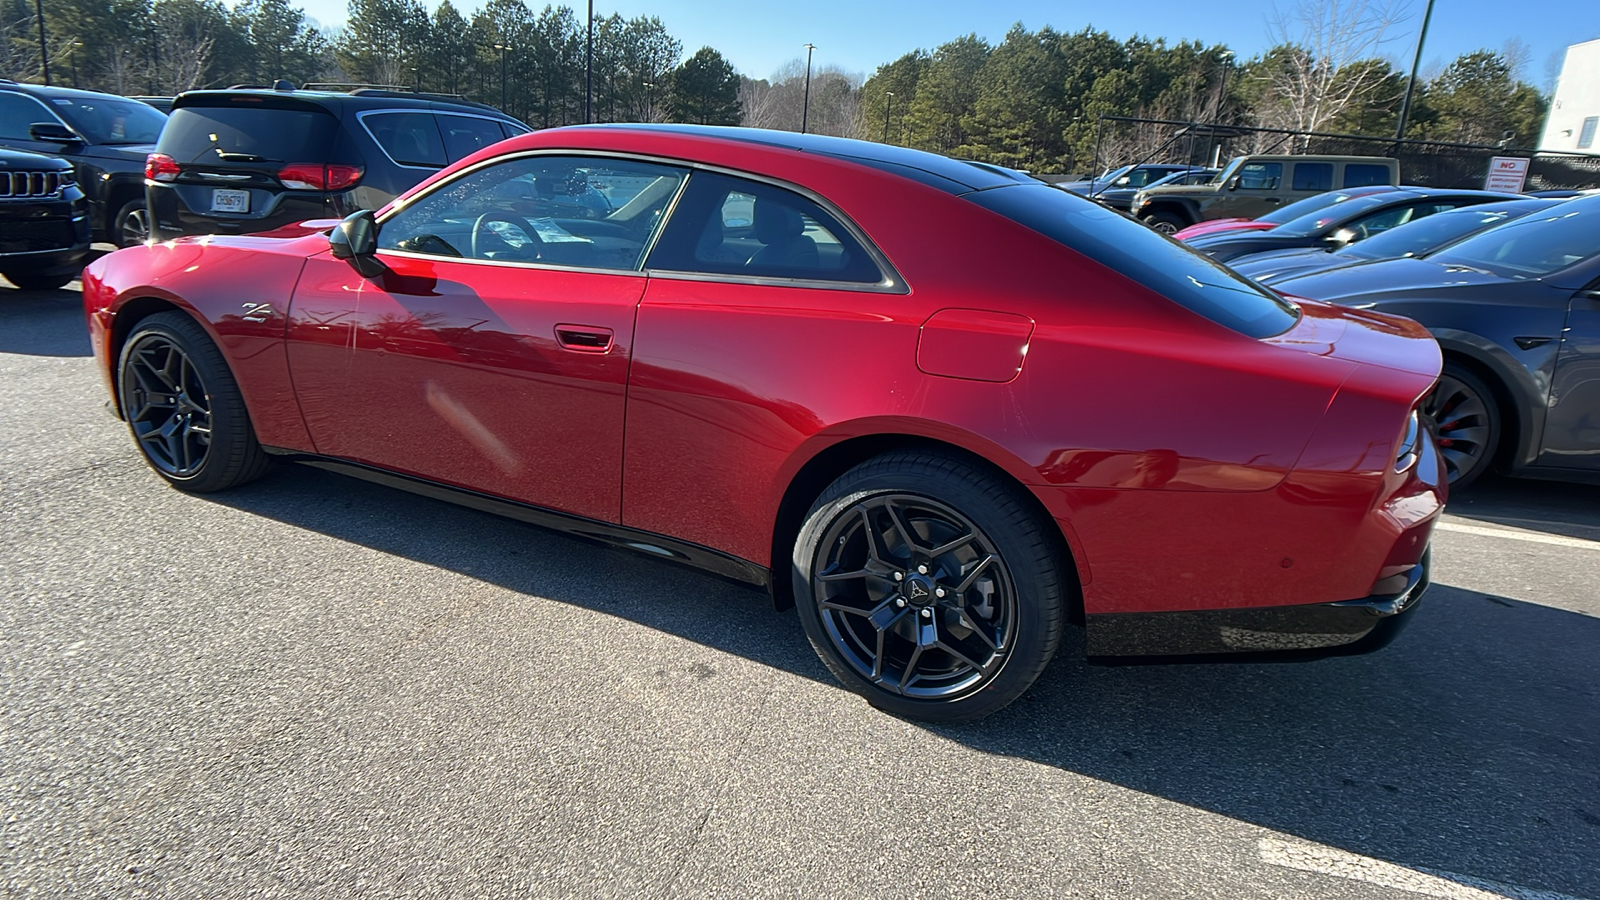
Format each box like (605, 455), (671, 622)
(554, 324), (614, 353)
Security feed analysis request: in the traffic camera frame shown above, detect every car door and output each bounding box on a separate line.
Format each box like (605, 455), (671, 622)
(1541, 264), (1600, 470)
(284, 152), (690, 522)
(1211, 161), (1284, 219)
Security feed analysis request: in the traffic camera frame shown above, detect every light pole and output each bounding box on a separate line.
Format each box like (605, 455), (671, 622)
(495, 43), (512, 111)
(643, 81), (655, 122)
(70, 40), (81, 88)
(33, 0), (50, 86)
(585, 0), (594, 124)
(883, 91), (893, 143)
(1394, 0), (1437, 142)
(800, 43), (816, 134)
(1211, 50), (1234, 167)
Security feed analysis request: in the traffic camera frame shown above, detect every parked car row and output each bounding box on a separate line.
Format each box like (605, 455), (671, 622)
(0, 78), (528, 291)
(1178, 187), (1600, 488)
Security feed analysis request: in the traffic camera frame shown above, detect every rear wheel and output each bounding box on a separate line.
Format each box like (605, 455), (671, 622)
(792, 451), (1066, 722)
(116, 312), (270, 492)
(1141, 210), (1187, 235)
(1424, 362), (1501, 489)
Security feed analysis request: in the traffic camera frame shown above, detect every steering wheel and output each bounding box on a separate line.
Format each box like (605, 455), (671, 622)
(470, 213), (544, 260)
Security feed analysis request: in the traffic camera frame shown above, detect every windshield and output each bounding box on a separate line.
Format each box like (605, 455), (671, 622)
(1271, 193), (1396, 237)
(1429, 198), (1600, 278)
(1339, 201), (1551, 261)
(972, 183), (1300, 338)
(48, 94), (166, 144)
(1258, 188), (1382, 226)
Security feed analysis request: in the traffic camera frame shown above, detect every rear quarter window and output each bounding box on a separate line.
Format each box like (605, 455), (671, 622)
(1343, 164), (1393, 187)
(972, 184), (1300, 338)
(360, 111), (447, 168)
(437, 114), (506, 163)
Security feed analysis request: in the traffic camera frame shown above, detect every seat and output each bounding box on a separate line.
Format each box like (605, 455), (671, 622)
(746, 198), (819, 270)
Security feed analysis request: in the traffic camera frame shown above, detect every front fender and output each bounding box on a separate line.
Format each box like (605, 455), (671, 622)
(1430, 328), (1548, 469)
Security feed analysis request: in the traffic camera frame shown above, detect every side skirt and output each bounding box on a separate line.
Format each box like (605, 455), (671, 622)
(263, 449), (775, 596)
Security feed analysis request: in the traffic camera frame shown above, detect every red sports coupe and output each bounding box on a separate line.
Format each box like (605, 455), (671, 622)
(83, 125), (1444, 721)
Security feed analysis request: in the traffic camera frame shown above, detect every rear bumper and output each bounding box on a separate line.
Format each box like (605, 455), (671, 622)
(1084, 546), (1430, 658)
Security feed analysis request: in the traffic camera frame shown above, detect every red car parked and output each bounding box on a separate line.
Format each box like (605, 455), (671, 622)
(83, 126), (1444, 721)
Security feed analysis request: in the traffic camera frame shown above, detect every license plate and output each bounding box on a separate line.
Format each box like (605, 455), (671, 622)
(211, 189), (249, 213)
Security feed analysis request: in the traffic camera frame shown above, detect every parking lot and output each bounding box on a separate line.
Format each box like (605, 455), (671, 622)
(3, 282), (1597, 899)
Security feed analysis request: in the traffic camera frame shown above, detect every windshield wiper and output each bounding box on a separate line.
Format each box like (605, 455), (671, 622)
(216, 151), (270, 163)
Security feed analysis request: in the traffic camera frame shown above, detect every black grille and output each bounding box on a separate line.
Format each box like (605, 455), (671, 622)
(0, 219), (77, 252)
(0, 170), (64, 199)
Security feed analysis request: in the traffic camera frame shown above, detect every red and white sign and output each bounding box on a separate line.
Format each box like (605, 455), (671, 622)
(1484, 156), (1530, 192)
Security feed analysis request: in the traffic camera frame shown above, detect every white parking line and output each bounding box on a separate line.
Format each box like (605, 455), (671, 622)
(1258, 837), (1591, 900)
(1435, 520), (1600, 552)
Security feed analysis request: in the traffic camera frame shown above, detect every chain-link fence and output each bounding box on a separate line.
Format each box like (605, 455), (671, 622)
(1088, 116), (1600, 191)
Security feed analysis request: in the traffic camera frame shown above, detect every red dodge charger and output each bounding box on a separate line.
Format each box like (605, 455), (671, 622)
(84, 125), (1444, 721)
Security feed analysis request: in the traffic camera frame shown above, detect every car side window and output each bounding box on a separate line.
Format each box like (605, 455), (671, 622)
(362, 112), (448, 168)
(378, 154), (688, 271)
(1292, 163), (1333, 192)
(1237, 163), (1282, 190)
(646, 171), (885, 284)
(1342, 164), (1392, 188)
(438, 114), (506, 163)
(0, 92), (58, 140)
(1348, 201), (1455, 239)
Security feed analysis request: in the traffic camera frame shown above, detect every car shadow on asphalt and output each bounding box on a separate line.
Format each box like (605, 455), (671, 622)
(200, 462), (1600, 900)
(1448, 474), (1600, 542)
(0, 286), (92, 357)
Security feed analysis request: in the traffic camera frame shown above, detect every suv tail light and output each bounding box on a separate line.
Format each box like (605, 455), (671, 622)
(278, 163), (363, 191)
(145, 153), (180, 182)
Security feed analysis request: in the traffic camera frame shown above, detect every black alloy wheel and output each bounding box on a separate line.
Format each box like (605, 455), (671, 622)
(1423, 363), (1500, 489)
(117, 312), (270, 492)
(794, 451), (1066, 722)
(115, 199), (151, 247)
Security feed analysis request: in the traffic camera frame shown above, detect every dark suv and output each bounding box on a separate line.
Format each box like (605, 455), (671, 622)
(147, 85), (530, 242)
(0, 80), (166, 246)
(0, 146), (90, 290)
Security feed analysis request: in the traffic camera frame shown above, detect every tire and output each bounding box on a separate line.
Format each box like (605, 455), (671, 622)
(116, 311), (270, 492)
(1141, 211), (1187, 235)
(792, 451), (1066, 722)
(1423, 362), (1500, 489)
(4, 271), (75, 291)
(114, 198), (151, 247)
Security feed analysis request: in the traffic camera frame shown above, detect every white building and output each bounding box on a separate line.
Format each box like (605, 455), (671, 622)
(1542, 39), (1600, 153)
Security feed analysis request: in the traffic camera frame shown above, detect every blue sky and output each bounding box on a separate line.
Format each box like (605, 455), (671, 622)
(291, 0), (1599, 88)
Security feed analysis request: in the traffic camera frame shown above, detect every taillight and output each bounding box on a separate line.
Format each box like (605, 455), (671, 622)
(278, 163), (363, 191)
(145, 153), (180, 182)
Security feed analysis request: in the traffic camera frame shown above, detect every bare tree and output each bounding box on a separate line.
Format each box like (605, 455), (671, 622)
(1, 10), (77, 83)
(739, 59), (861, 136)
(1256, 0), (1410, 134)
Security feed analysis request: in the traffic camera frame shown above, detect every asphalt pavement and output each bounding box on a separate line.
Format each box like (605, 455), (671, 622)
(3, 281), (1597, 899)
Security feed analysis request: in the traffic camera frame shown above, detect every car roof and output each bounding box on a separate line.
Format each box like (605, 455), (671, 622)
(547, 124), (1039, 195)
(0, 81), (145, 103)
(171, 86), (514, 119)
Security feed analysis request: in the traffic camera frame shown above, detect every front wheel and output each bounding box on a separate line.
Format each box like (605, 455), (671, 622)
(792, 451), (1066, 722)
(117, 312), (270, 492)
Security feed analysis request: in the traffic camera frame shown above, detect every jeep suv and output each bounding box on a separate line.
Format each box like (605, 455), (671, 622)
(146, 85), (530, 242)
(1132, 154), (1400, 233)
(0, 146), (90, 291)
(0, 80), (166, 246)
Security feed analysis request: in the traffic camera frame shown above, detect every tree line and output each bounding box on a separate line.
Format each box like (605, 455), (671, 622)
(5, 0), (1548, 172)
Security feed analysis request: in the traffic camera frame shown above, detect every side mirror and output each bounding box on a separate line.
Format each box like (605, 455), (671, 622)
(30, 122), (81, 143)
(1115, 176), (1131, 186)
(1227, 176), (1241, 191)
(329, 210), (386, 278)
